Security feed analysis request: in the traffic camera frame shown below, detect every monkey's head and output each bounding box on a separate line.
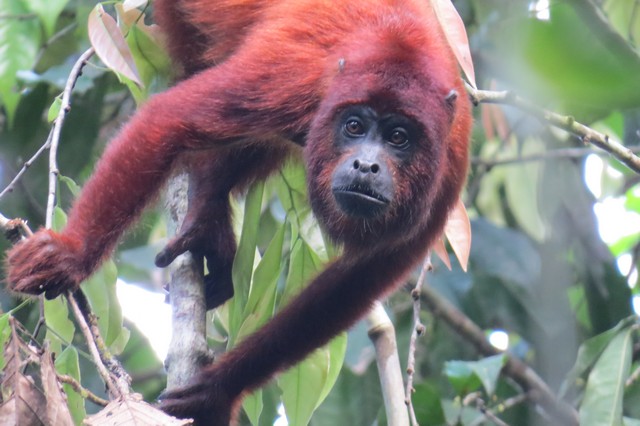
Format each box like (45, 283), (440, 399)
(305, 43), (470, 249)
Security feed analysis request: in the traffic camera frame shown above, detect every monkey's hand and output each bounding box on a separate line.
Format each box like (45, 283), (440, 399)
(159, 373), (235, 426)
(6, 230), (86, 299)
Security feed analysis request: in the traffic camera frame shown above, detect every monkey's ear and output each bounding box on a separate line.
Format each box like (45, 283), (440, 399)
(443, 89), (459, 124)
(445, 89), (458, 110)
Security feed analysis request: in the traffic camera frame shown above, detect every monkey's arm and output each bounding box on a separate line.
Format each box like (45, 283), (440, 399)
(160, 239), (428, 425)
(5, 68), (253, 298)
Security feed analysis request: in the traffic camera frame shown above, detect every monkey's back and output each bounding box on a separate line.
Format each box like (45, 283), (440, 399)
(154, 0), (444, 77)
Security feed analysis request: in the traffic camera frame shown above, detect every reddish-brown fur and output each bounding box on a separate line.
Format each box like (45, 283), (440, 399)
(6, 0), (471, 424)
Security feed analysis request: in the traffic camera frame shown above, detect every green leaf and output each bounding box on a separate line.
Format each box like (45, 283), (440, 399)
(444, 360), (482, 395)
(412, 382), (446, 426)
(24, 0), (69, 37)
(604, 0), (640, 47)
(44, 297), (75, 354)
(281, 239), (324, 306)
(311, 367), (383, 426)
(236, 223), (285, 343)
(242, 389), (263, 426)
(53, 206), (67, 232)
(229, 181), (264, 341)
(467, 354), (506, 396)
(244, 222), (285, 317)
(561, 317), (635, 396)
(55, 346), (86, 425)
(59, 175), (81, 198)
(442, 399), (484, 425)
(579, 326), (633, 426)
(504, 138), (546, 242)
(0, 0), (39, 124)
(316, 333), (347, 408)
(123, 15), (171, 87)
(444, 355), (506, 396)
(0, 314), (12, 370)
(279, 347), (329, 426)
(83, 260), (129, 353)
(277, 236), (340, 424)
(470, 219), (541, 290)
(47, 96), (62, 123)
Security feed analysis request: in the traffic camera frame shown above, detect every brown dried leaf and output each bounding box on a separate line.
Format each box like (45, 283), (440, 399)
(41, 348), (74, 426)
(85, 395), (191, 426)
(88, 4), (142, 85)
(0, 319), (47, 424)
(431, 0), (476, 87)
(0, 373), (47, 425)
(431, 237), (452, 270)
(444, 199), (471, 272)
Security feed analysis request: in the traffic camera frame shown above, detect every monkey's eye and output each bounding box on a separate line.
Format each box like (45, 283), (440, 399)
(387, 128), (409, 147)
(344, 119), (365, 136)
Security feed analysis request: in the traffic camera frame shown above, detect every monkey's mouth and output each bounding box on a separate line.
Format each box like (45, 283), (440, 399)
(332, 185), (390, 218)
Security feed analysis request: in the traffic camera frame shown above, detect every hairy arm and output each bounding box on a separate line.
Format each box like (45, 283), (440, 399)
(160, 237), (429, 424)
(6, 67), (252, 298)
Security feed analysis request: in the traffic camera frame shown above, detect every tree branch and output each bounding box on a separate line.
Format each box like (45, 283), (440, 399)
(420, 281), (579, 426)
(405, 255), (431, 426)
(164, 170), (212, 389)
(467, 84), (640, 174)
(67, 290), (131, 398)
(367, 302), (410, 426)
(46, 47), (95, 228)
(57, 374), (110, 407)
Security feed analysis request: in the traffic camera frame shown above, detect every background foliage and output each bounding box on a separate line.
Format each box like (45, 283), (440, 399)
(0, 0), (639, 425)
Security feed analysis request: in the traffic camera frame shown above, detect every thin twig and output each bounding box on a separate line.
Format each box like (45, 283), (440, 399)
(475, 398), (510, 426)
(467, 84), (640, 174)
(66, 290), (126, 398)
(58, 374), (110, 407)
(73, 290), (132, 394)
(0, 130), (53, 201)
(46, 47), (95, 228)
(420, 282), (579, 425)
(471, 146), (640, 167)
(405, 254), (431, 426)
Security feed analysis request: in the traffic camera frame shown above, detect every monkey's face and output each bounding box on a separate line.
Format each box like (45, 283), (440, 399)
(305, 99), (442, 248)
(329, 104), (420, 219)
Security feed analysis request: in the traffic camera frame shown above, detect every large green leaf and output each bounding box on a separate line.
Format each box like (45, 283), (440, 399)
(55, 346), (86, 425)
(229, 181), (264, 339)
(579, 326), (633, 426)
(311, 367), (383, 426)
(0, 314), (11, 370)
(0, 0), (38, 124)
(280, 348), (331, 426)
(83, 260), (130, 354)
(44, 297), (75, 355)
(476, 0), (640, 112)
(412, 382), (446, 426)
(561, 317), (635, 397)
(235, 223), (285, 343)
(24, 0), (69, 37)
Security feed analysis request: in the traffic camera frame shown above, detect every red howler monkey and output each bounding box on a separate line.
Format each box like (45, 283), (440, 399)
(6, 0), (472, 424)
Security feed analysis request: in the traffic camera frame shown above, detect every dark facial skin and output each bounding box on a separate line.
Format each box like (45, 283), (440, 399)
(331, 105), (418, 219)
